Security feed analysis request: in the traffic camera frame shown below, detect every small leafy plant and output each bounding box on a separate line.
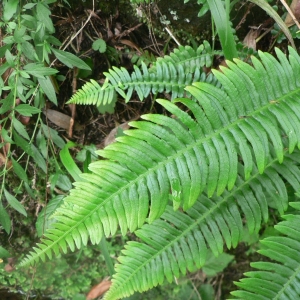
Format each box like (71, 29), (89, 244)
(0, 0), (91, 235)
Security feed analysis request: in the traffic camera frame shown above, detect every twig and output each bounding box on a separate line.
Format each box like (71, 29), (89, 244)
(280, 0), (300, 30)
(61, 1), (95, 51)
(50, 0), (95, 67)
(164, 27), (181, 46)
(189, 280), (202, 300)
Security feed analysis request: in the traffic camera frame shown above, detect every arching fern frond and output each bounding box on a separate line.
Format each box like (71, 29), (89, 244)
(68, 41), (220, 107)
(68, 79), (118, 113)
(104, 149), (300, 299)
(152, 41), (217, 73)
(20, 47), (300, 268)
(231, 202), (300, 299)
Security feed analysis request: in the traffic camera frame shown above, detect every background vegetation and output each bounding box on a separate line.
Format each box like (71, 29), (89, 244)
(1, 0), (300, 299)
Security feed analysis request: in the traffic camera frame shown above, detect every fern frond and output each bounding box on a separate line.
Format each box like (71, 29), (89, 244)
(68, 42), (220, 106)
(20, 47), (300, 268)
(68, 79), (117, 113)
(104, 149), (300, 299)
(231, 202), (300, 299)
(152, 41), (217, 73)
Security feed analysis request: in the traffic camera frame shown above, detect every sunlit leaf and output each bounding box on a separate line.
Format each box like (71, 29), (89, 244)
(3, 0), (19, 22)
(38, 76), (58, 105)
(52, 49), (91, 70)
(11, 157), (28, 183)
(4, 189), (27, 217)
(15, 104), (40, 116)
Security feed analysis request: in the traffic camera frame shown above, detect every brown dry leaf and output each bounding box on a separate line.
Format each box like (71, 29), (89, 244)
(18, 115), (31, 126)
(0, 152), (12, 169)
(3, 263), (12, 272)
(285, 0), (300, 27)
(216, 59), (228, 73)
(4, 258), (15, 272)
(4, 263), (15, 272)
(43, 109), (71, 130)
(0, 152), (7, 167)
(120, 39), (142, 54)
(86, 280), (111, 300)
(243, 27), (261, 50)
(104, 122), (131, 147)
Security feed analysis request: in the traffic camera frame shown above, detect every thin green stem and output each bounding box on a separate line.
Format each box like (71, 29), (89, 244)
(207, 0), (237, 60)
(0, 52), (21, 208)
(100, 237), (115, 276)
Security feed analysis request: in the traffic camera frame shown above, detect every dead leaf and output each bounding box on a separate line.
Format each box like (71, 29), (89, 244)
(43, 109), (71, 130)
(86, 280), (111, 300)
(4, 257), (15, 272)
(120, 39), (142, 54)
(0, 152), (12, 169)
(0, 152), (7, 167)
(104, 122), (131, 147)
(243, 27), (261, 50)
(43, 109), (83, 131)
(18, 115), (31, 126)
(4, 263), (14, 272)
(285, 0), (300, 27)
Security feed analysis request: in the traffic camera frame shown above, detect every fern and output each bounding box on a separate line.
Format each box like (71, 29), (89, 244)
(68, 79), (118, 114)
(152, 40), (217, 72)
(22, 49), (300, 265)
(68, 42), (219, 107)
(231, 202), (300, 299)
(68, 41), (254, 111)
(105, 149), (300, 299)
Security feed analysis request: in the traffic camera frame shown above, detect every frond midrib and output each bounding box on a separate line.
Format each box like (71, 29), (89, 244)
(107, 153), (286, 298)
(275, 264), (300, 299)
(120, 80), (187, 89)
(152, 51), (219, 70)
(23, 84), (300, 266)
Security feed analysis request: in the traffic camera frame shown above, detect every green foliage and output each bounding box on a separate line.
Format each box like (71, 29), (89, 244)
(183, 0), (295, 51)
(206, 0), (237, 59)
(20, 45), (300, 300)
(0, 243), (119, 299)
(231, 202), (300, 299)
(105, 147), (300, 299)
(184, 0), (211, 18)
(0, 0), (90, 233)
(68, 41), (220, 110)
(36, 195), (64, 237)
(92, 38), (107, 54)
(68, 39), (256, 114)
(130, 50), (156, 67)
